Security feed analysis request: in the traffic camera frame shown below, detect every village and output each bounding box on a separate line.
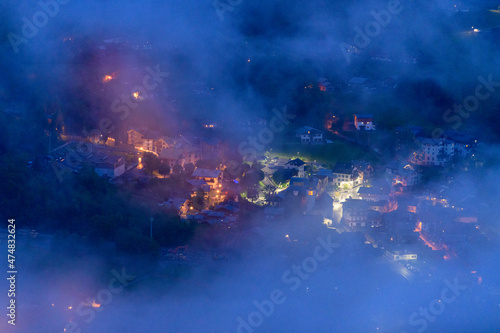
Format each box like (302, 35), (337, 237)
(46, 88), (485, 283)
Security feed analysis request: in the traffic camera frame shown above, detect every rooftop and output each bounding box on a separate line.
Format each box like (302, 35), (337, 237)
(192, 168), (221, 178)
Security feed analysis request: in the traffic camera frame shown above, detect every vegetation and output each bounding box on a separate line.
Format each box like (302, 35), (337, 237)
(0, 153), (198, 260)
(273, 140), (379, 166)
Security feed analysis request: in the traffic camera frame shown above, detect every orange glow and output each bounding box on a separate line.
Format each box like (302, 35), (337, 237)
(92, 300), (101, 308)
(102, 73), (116, 83)
(414, 221), (422, 232)
(132, 91), (143, 100)
(421, 234), (439, 250)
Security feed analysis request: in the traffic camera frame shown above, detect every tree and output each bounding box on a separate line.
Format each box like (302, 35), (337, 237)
(184, 163), (195, 175)
(272, 169), (297, 185)
(193, 190), (205, 211)
(241, 169), (265, 187)
(247, 187), (259, 202)
(172, 164), (183, 174)
(158, 163), (171, 176)
(263, 185), (276, 204)
(142, 152), (160, 175)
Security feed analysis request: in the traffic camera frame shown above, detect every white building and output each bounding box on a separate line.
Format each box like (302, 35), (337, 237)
(418, 137), (455, 166)
(332, 163), (363, 188)
(353, 114), (375, 131)
(295, 126), (324, 144)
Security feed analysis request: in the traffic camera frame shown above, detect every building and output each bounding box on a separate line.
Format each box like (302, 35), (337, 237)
(127, 128), (145, 147)
(385, 249), (417, 261)
(353, 114), (375, 130)
(154, 136), (175, 155)
(91, 155), (126, 179)
(386, 161), (421, 187)
(295, 126), (324, 144)
(417, 137), (455, 166)
(342, 199), (382, 229)
(127, 128), (163, 153)
(191, 168), (222, 189)
(317, 78), (333, 92)
(443, 130), (477, 158)
(285, 158), (306, 178)
(159, 198), (189, 216)
(332, 163), (363, 188)
(357, 186), (390, 202)
(412, 132), (477, 166)
(315, 169), (335, 188)
(202, 121), (218, 129)
(159, 143), (201, 168)
(280, 176), (329, 213)
(384, 209), (419, 244)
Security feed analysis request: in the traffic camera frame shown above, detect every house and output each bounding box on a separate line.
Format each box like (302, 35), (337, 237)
(309, 192), (334, 218)
(159, 143), (201, 168)
(313, 174), (329, 188)
(215, 202), (240, 222)
(202, 121), (218, 129)
(332, 163), (363, 188)
(154, 136), (175, 155)
(443, 130), (477, 158)
(215, 201), (240, 215)
(266, 195), (283, 207)
(368, 200), (395, 214)
(416, 137), (455, 166)
(91, 155), (126, 179)
(398, 195), (419, 213)
(357, 186), (390, 202)
(127, 128), (162, 153)
(159, 198), (189, 216)
(285, 158), (306, 178)
(317, 78), (333, 92)
(315, 169), (335, 184)
(295, 126), (324, 144)
(354, 161), (374, 181)
(57, 141), (129, 179)
(142, 130), (163, 153)
(281, 176), (328, 212)
(353, 114), (375, 130)
(289, 176), (327, 194)
(186, 179), (211, 198)
(191, 168), (222, 189)
(385, 248), (417, 261)
(127, 128), (145, 147)
(342, 199), (382, 229)
(384, 209), (419, 244)
(104, 137), (116, 147)
(413, 131), (477, 167)
(385, 161), (421, 187)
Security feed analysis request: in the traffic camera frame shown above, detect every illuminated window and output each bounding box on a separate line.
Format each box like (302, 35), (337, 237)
(308, 190), (314, 196)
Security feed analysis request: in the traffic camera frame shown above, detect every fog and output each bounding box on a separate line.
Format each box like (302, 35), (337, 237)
(1, 0), (500, 332)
